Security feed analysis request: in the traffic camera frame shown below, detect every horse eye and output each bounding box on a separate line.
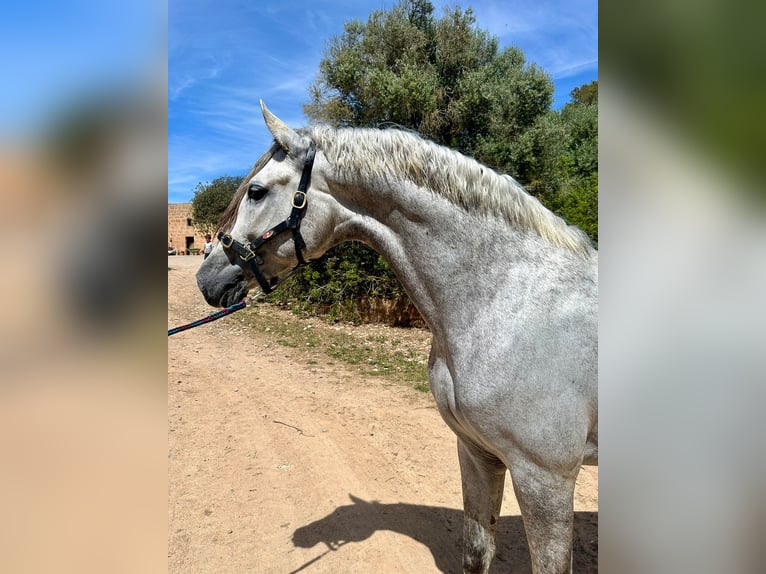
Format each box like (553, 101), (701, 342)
(247, 184), (268, 201)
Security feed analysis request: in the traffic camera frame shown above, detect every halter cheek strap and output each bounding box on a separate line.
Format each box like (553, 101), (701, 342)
(217, 143), (316, 295)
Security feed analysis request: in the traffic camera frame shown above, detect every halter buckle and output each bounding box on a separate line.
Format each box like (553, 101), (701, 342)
(291, 191), (307, 209)
(219, 233), (234, 248)
(239, 247), (256, 262)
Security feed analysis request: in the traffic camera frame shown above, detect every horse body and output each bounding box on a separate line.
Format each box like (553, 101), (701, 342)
(197, 102), (597, 574)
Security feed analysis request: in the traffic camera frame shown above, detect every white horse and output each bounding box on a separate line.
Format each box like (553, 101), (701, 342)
(197, 102), (598, 574)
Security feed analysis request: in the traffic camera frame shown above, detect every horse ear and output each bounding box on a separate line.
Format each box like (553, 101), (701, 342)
(260, 100), (302, 156)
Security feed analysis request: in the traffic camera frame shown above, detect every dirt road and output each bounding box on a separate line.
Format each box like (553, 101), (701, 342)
(168, 255), (598, 573)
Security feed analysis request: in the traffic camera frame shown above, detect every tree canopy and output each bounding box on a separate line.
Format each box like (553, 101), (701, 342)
(305, 0), (553, 164)
(306, 0), (596, 221)
(190, 175), (242, 235)
(570, 80), (598, 106)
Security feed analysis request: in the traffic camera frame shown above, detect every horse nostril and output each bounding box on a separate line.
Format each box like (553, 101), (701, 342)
(196, 258), (247, 307)
(218, 278), (248, 308)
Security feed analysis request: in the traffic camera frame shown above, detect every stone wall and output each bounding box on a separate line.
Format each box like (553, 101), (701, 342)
(168, 203), (207, 254)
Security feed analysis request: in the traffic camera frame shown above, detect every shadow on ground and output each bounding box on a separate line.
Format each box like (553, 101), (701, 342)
(292, 494), (598, 573)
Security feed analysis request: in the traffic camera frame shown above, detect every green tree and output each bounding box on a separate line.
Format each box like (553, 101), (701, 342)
(508, 110), (573, 198)
(569, 80), (598, 106)
(305, 0), (553, 164)
(190, 175), (242, 235)
(550, 173), (598, 245)
(500, 81), (598, 243)
(510, 98), (597, 199)
(561, 100), (598, 182)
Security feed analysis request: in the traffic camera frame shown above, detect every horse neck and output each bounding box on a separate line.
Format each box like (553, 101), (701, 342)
(329, 176), (570, 336)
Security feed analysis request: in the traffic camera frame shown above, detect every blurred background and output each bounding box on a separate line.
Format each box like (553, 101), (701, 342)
(600, 1), (766, 573)
(0, 0), (764, 572)
(0, 2), (167, 573)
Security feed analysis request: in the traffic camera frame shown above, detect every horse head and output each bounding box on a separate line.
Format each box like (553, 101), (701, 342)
(197, 102), (340, 307)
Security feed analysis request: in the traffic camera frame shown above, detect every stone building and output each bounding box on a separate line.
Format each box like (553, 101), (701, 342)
(168, 203), (207, 254)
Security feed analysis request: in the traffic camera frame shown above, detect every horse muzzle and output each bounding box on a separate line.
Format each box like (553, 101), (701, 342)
(196, 251), (250, 308)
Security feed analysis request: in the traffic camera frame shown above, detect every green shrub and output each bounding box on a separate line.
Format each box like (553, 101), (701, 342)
(267, 242), (409, 322)
(550, 173), (598, 245)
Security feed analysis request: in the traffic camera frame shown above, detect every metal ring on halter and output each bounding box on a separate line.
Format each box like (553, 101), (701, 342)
(219, 233), (234, 248)
(291, 191), (308, 209)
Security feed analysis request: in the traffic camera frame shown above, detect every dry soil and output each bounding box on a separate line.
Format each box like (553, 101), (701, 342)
(168, 255), (598, 573)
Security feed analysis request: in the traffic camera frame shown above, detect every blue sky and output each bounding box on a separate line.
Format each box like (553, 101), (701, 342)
(168, 0), (598, 202)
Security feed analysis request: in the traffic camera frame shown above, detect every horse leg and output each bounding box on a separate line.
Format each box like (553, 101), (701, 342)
(458, 438), (506, 574)
(508, 456), (577, 574)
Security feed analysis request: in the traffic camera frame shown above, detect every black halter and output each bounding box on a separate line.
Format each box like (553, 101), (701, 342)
(217, 143), (316, 295)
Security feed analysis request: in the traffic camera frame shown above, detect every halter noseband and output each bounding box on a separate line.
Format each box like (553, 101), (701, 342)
(217, 142), (316, 295)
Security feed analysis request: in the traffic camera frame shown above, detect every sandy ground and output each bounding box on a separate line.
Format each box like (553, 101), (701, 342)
(168, 255), (598, 573)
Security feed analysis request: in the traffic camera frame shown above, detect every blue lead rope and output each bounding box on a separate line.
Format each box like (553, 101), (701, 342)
(168, 300), (247, 336)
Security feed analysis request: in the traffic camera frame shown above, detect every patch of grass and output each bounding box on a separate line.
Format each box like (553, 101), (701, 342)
(238, 303), (428, 386)
(326, 341), (369, 365)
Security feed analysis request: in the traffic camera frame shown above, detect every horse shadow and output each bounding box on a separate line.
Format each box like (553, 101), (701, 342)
(291, 494), (598, 573)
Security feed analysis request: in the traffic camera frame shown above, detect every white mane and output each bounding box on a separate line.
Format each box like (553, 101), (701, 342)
(307, 125), (593, 257)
